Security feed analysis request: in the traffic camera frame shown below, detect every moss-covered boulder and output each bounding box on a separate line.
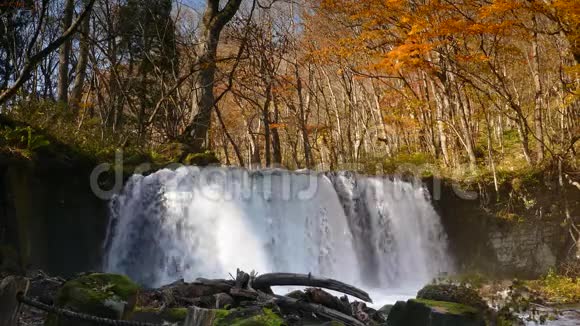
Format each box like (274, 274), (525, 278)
(45, 273), (140, 326)
(386, 299), (486, 326)
(417, 284), (488, 311)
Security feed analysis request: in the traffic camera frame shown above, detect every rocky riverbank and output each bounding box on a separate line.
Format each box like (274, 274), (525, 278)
(9, 270), (579, 326)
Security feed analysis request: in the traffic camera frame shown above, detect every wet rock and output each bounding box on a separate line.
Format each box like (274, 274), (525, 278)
(26, 271), (64, 305)
(377, 303), (393, 319)
(285, 290), (306, 300)
(387, 299), (486, 326)
(214, 293), (234, 309)
(306, 288), (352, 316)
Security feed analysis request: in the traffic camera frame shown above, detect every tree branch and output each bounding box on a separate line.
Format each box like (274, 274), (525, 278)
(0, 0), (96, 105)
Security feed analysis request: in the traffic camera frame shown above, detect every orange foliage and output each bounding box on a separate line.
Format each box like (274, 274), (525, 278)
(312, 0), (573, 75)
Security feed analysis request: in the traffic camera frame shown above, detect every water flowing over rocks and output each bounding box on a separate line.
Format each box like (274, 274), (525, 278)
(103, 167), (452, 300)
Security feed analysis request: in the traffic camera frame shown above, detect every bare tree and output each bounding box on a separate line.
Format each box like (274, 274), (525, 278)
(70, 0), (92, 111)
(0, 0), (96, 105)
(57, 0), (75, 103)
(182, 0), (243, 152)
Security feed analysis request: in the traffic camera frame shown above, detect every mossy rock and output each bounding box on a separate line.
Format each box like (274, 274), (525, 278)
(212, 307), (285, 326)
(45, 273), (140, 326)
(414, 299), (480, 315)
(417, 284), (488, 311)
(387, 299), (485, 326)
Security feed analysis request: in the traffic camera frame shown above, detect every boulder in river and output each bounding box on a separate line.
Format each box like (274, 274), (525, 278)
(417, 284), (488, 311)
(387, 299), (486, 326)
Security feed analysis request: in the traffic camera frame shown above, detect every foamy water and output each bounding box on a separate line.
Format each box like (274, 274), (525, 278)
(104, 167), (452, 305)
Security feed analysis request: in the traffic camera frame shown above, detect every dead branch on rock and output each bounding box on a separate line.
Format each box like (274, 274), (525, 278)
(253, 272), (372, 303)
(260, 293), (366, 326)
(305, 288), (352, 316)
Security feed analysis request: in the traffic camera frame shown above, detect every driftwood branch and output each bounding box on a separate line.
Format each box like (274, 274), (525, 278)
(263, 293), (366, 326)
(193, 278), (235, 292)
(253, 273), (372, 303)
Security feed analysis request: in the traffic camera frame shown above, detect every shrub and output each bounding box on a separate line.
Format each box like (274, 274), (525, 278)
(525, 270), (580, 304)
(0, 125), (50, 158)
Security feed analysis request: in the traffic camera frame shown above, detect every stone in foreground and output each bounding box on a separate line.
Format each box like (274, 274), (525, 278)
(387, 299), (486, 326)
(45, 273), (139, 326)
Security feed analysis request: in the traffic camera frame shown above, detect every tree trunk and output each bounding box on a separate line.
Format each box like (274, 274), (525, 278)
(271, 99), (282, 166)
(57, 0), (75, 103)
(70, 3), (91, 111)
(262, 85), (272, 166)
(295, 64), (312, 168)
(516, 119), (533, 165)
(182, 0), (242, 152)
(531, 15), (544, 161)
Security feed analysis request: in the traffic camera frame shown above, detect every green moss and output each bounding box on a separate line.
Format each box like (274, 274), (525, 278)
(163, 307), (188, 321)
(448, 272), (488, 289)
(413, 299), (479, 316)
(50, 273), (140, 325)
(213, 307), (284, 326)
(525, 270), (580, 304)
(214, 309), (231, 320)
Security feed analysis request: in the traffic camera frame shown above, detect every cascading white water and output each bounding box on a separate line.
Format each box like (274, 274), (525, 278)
(104, 167), (452, 304)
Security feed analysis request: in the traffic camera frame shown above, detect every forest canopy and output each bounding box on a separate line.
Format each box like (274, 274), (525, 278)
(0, 0), (577, 178)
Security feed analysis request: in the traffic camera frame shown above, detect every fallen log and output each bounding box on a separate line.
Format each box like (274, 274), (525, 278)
(253, 273), (372, 303)
(263, 293), (366, 326)
(230, 287), (259, 300)
(305, 288), (352, 316)
(192, 278), (234, 295)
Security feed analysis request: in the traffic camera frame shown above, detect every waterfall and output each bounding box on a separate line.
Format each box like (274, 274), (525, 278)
(104, 167), (452, 302)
